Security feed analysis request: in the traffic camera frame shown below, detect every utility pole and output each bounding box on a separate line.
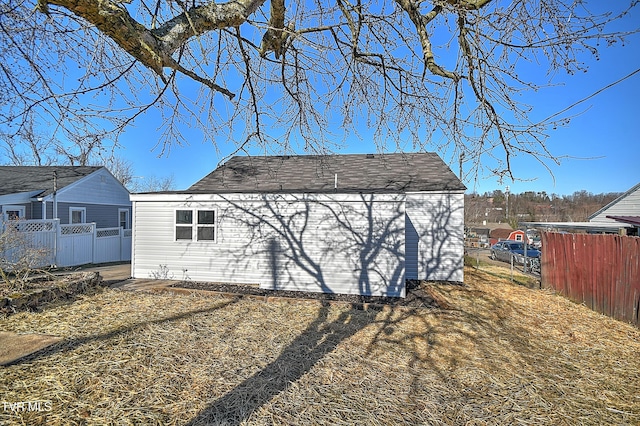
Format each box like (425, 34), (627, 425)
(505, 185), (510, 223)
(53, 170), (58, 219)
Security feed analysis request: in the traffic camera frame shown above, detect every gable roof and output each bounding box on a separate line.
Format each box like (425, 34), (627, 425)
(490, 228), (518, 240)
(188, 153), (466, 193)
(0, 166), (102, 197)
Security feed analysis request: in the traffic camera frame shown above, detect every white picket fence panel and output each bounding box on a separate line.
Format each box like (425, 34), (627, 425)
(1, 219), (132, 268)
(58, 223), (95, 267)
(94, 227), (132, 264)
(1, 220), (57, 267)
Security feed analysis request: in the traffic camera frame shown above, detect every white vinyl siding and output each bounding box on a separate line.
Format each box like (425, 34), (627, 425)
(53, 168), (130, 206)
(405, 191), (464, 282)
(132, 191), (464, 296)
(589, 183), (640, 223)
(404, 213), (419, 280)
(132, 193), (406, 297)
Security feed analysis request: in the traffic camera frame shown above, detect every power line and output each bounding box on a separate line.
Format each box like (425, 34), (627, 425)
(536, 67), (640, 126)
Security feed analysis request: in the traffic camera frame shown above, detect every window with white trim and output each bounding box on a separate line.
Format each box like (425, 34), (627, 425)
(175, 210), (193, 240)
(197, 210), (216, 241)
(2, 205), (25, 221)
(70, 207), (86, 224)
(119, 208), (130, 229)
(175, 209), (216, 242)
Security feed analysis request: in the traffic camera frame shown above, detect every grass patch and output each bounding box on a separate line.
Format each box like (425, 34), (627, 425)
(1, 266), (639, 425)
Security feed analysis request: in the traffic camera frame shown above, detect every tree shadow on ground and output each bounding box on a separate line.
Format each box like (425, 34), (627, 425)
(185, 303), (374, 425)
(185, 193), (464, 424)
(3, 296), (241, 366)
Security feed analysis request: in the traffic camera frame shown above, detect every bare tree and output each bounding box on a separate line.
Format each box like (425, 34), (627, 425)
(0, 221), (53, 290)
(0, 121), (55, 166)
(0, 0), (637, 179)
(131, 174), (176, 192)
(103, 156), (136, 188)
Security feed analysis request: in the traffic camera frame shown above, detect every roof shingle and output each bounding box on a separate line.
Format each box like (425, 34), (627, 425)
(0, 166), (101, 197)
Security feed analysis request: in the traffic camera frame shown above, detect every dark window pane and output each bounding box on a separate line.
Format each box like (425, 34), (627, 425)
(71, 210), (83, 224)
(176, 226), (192, 240)
(176, 210), (192, 224)
(197, 226), (215, 241)
(198, 210), (215, 224)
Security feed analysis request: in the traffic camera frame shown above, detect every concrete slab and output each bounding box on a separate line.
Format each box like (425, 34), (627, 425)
(111, 278), (173, 291)
(79, 263), (131, 283)
(0, 332), (62, 366)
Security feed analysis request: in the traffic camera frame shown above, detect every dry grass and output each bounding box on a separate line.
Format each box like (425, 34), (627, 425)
(1, 266), (639, 425)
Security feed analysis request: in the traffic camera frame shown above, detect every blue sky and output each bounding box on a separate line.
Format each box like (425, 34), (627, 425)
(115, 4), (640, 196)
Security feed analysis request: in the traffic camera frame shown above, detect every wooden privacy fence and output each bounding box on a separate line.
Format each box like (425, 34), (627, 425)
(1, 219), (132, 268)
(541, 231), (640, 327)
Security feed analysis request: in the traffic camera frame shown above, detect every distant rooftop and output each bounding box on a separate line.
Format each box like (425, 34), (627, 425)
(188, 153), (465, 193)
(606, 216), (640, 227)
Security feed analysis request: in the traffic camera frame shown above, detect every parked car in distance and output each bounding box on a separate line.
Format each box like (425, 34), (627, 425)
(490, 241), (541, 265)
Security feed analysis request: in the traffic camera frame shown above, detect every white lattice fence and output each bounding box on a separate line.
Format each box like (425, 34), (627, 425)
(11, 220), (56, 233)
(58, 223), (95, 266)
(2, 219), (131, 268)
(97, 228), (120, 238)
(61, 224), (95, 235)
(95, 227), (126, 264)
(1, 220), (57, 268)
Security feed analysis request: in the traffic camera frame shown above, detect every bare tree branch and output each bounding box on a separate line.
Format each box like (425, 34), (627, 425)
(1, 0), (638, 181)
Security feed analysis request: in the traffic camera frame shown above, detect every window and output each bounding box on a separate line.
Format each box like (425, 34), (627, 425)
(119, 209), (130, 229)
(197, 210), (215, 241)
(175, 209), (216, 241)
(175, 210), (193, 240)
(2, 205), (25, 221)
(70, 207), (86, 224)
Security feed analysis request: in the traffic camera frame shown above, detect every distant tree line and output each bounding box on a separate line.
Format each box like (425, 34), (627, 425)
(465, 190), (622, 227)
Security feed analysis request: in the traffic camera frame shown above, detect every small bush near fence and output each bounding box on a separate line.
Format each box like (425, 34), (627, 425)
(541, 231), (640, 327)
(0, 223), (52, 291)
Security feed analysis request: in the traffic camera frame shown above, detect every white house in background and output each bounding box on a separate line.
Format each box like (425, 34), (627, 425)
(131, 153), (466, 297)
(520, 182), (640, 236)
(0, 166), (132, 228)
(588, 182), (640, 234)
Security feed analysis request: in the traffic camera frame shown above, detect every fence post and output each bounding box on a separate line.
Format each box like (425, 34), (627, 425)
(92, 223), (98, 264)
(120, 226), (124, 262)
(54, 219), (61, 267)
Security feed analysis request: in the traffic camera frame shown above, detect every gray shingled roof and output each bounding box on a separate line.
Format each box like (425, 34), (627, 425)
(0, 166), (102, 197)
(188, 153), (465, 193)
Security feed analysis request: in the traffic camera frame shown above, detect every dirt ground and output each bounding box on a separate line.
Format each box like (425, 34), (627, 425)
(170, 279), (447, 309)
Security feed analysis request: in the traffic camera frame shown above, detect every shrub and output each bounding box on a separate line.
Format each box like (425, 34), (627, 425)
(0, 222), (51, 291)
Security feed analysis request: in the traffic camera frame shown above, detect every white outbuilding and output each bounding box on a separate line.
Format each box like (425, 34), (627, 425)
(130, 153), (465, 297)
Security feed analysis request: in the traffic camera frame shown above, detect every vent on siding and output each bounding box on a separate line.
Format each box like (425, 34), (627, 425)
(366, 154), (374, 159)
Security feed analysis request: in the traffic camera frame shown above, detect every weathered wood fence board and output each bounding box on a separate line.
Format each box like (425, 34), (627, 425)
(541, 232), (640, 327)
